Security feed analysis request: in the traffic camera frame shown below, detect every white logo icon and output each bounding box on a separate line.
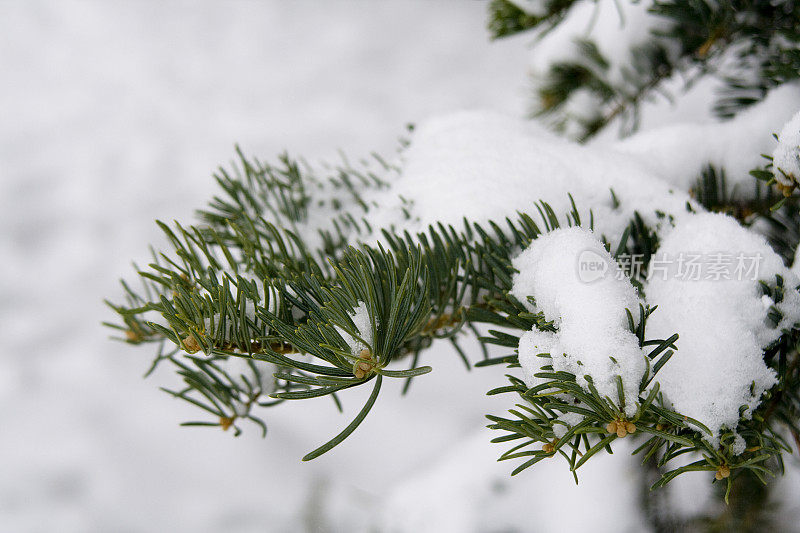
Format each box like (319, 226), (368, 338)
(577, 249), (609, 283)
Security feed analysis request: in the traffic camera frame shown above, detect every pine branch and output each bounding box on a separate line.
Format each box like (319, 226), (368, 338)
(487, 0), (578, 40)
(501, 0), (800, 139)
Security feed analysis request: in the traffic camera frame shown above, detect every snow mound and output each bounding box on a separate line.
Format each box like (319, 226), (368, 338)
(511, 227), (646, 419)
(644, 213), (800, 443)
(616, 85), (800, 197)
(366, 110), (693, 246)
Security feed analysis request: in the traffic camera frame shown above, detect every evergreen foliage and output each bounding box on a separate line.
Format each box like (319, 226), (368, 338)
(489, 0), (800, 139)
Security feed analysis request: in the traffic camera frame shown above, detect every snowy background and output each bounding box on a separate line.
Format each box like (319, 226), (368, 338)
(3, 1), (800, 532)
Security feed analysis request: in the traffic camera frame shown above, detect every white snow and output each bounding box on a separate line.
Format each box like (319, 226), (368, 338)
(773, 109), (800, 187)
(615, 85), (800, 197)
(511, 227), (646, 418)
(365, 110), (695, 247)
(644, 212), (800, 443)
(731, 433), (747, 456)
(335, 301), (374, 355)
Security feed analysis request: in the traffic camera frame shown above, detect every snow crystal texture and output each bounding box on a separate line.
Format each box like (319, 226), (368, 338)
(366, 110), (694, 246)
(644, 213), (800, 443)
(511, 227), (646, 419)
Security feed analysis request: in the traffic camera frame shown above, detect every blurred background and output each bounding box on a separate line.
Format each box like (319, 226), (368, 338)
(3, 1), (800, 532)
(0, 1), (528, 531)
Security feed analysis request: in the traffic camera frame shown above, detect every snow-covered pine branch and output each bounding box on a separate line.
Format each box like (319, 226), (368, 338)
(107, 1), (800, 527)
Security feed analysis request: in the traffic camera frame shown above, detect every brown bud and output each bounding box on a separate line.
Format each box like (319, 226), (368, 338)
(715, 465), (730, 480)
(542, 443), (554, 454)
(697, 37), (715, 59)
(606, 421), (618, 434)
(125, 329), (141, 342)
(625, 421), (637, 434)
(219, 416), (235, 431)
(616, 425), (628, 438)
(776, 181), (797, 197)
(182, 335), (201, 354)
(353, 350), (375, 379)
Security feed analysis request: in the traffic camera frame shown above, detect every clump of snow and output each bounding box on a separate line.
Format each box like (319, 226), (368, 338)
(365, 87), (800, 246)
(511, 227), (646, 419)
(366, 110), (694, 247)
(615, 85), (800, 197)
(335, 301), (374, 355)
(773, 109), (800, 187)
(731, 433), (747, 456)
(644, 212), (800, 444)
